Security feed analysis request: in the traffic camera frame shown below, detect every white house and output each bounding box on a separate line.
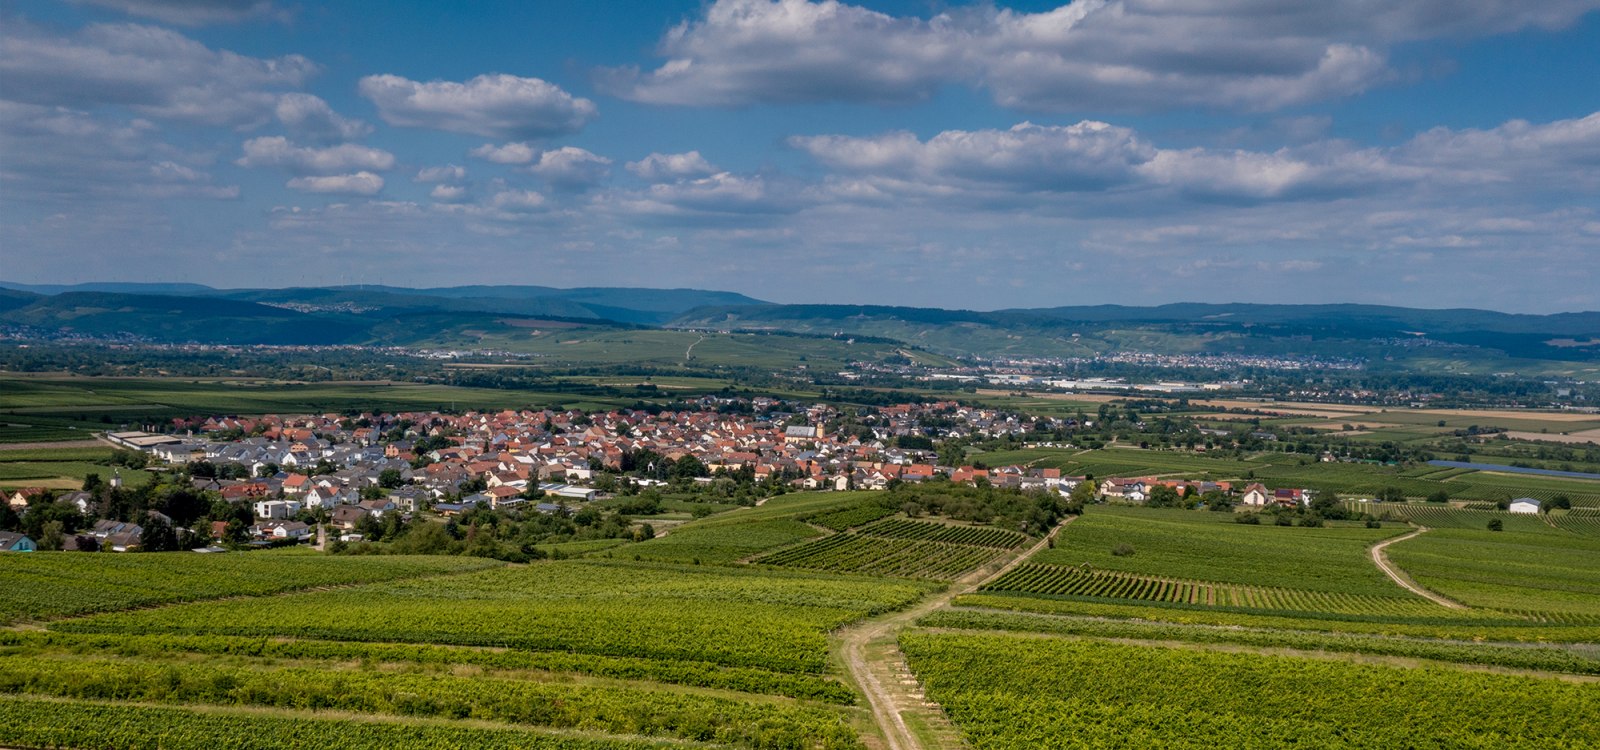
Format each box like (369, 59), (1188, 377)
(1240, 483), (1270, 508)
(1507, 497), (1541, 515)
(254, 499), (302, 520)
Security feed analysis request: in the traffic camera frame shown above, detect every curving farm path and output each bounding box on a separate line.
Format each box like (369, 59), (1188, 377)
(838, 517), (1075, 750)
(1369, 527), (1466, 610)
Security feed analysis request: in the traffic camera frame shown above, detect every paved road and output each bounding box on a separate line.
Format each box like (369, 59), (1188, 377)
(1370, 527), (1466, 610)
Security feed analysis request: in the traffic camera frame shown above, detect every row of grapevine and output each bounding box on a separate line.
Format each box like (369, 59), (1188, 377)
(916, 609), (1600, 675)
(856, 518), (1027, 548)
(982, 564), (1445, 617)
(0, 650), (865, 749)
(1347, 502), (1552, 533)
(0, 553), (502, 625)
(806, 504), (896, 531)
(756, 534), (1006, 580)
(0, 695), (679, 750)
(899, 632), (1600, 748)
(1550, 514), (1600, 536)
(0, 630), (857, 704)
(49, 561), (934, 676)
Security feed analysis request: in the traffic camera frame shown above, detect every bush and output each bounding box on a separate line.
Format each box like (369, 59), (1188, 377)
(1298, 516), (1324, 528)
(1487, 518), (1503, 532)
(1234, 513), (1261, 525)
(1365, 519), (1382, 529)
(1110, 543), (1135, 557)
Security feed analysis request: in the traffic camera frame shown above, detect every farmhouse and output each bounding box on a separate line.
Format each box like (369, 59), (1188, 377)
(1508, 497), (1542, 514)
(1240, 483), (1270, 507)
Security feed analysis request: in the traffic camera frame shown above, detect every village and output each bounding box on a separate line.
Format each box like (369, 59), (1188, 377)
(0, 394), (1395, 554)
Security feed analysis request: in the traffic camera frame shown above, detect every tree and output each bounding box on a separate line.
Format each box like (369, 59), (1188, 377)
(1548, 495), (1573, 511)
(38, 521), (65, 551)
(1426, 490), (1450, 504)
(142, 515), (179, 552)
(672, 455), (708, 480)
(377, 469), (404, 489)
(1069, 481), (1098, 506)
(1487, 518), (1504, 532)
(1376, 487), (1406, 503)
(81, 473), (103, 493)
(1146, 485), (1181, 508)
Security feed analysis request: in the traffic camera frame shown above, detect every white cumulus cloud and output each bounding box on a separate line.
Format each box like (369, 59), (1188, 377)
(274, 93), (372, 142)
(359, 73), (597, 139)
(470, 142), (538, 164)
(286, 172), (385, 195)
(237, 136), (395, 174)
(627, 151), (718, 182)
(603, 0), (1600, 112)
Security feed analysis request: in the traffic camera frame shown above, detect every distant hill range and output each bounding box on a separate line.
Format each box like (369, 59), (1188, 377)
(1, 282), (1596, 370)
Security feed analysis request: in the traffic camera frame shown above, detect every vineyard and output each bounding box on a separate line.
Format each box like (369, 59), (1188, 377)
(1029, 506), (1408, 596)
(0, 696), (678, 750)
(0, 649), (864, 749)
(1381, 528), (1600, 618)
(916, 609), (1600, 675)
(1350, 502), (1553, 533)
(899, 632), (1600, 748)
(856, 518), (1027, 548)
(981, 563), (1445, 617)
(1551, 512), (1600, 536)
(0, 551), (501, 624)
(1439, 477), (1600, 507)
(0, 555), (940, 749)
(807, 504), (896, 531)
(756, 534), (1008, 581)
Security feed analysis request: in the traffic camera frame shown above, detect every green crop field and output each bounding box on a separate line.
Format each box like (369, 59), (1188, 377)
(51, 560), (931, 674)
(757, 534), (1008, 581)
(0, 375), (633, 427)
(0, 555), (942, 749)
(0, 697), (684, 750)
(982, 563), (1445, 618)
(0, 551), (501, 624)
(1352, 501), (1554, 532)
(622, 517), (822, 564)
(806, 504), (896, 531)
(1438, 471), (1600, 506)
(899, 632), (1600, 748)
(916, 609), (1600, 675)
(1030, 506), (1408, 596)
(1382, 528), (1600, 619)
(855, 518), (1027, 548)
(974, 446), (1267, 477)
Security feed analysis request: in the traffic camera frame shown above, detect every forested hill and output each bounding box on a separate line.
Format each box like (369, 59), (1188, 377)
(670, 303), (1600, 367)
(0, 281), (1595, 371)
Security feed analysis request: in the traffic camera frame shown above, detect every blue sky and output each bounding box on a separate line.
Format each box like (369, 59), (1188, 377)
(2, 0), (1598, 312)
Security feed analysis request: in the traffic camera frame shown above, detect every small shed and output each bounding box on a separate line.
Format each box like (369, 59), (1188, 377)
(1507, 497), (1541, 515)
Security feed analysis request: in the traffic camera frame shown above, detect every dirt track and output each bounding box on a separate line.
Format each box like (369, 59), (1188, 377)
(1369, 527), (1466, 610)
(838, 517), (1075, 750)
